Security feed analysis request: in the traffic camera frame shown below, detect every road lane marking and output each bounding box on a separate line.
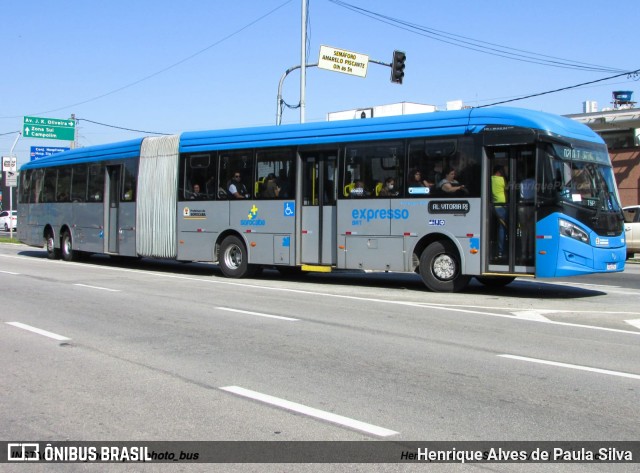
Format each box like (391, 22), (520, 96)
(6, 322), (71, 341)
(510, 310), (552, 322)
(0, 270), (20, 275)
(625, 319), (640, 330)
(4, 252), (640, 336)
(216, 307), (298, 321)
(498, 354), (640, 380)
(74, 283), (120, 292)
(220, 386), (398, 437)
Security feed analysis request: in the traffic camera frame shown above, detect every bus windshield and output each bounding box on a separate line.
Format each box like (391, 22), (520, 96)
(544, 141), (622, 213)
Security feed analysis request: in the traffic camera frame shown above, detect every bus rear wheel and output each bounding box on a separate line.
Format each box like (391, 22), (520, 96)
(419, 240), (470, 292)
(61, 231), (75, 262)
(219, 235), (259, 278)
(45, 233), (59, 260)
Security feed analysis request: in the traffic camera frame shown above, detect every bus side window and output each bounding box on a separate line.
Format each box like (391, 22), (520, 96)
(88, 164), (104, 202)
(121, 160), (138, 202)
(343, 141), (404, 199)
(220, 150), (254, 200)
(71, 164), (88, 202)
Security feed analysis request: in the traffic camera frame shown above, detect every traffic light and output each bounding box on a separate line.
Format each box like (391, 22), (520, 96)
(390, 50), (406, 84)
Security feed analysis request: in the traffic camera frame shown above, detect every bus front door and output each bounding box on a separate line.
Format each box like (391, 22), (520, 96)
(487, 145), (536, 273)
(299, 150), (338, 266)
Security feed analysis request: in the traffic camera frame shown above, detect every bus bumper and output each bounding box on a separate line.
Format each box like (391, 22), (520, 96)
(535, 213), (626, 278)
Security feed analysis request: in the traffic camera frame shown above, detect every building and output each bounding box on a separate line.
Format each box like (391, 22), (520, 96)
(566, 92), (640, 207)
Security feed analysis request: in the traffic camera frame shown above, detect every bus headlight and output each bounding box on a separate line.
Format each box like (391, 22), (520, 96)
(559, 219), (589, 243)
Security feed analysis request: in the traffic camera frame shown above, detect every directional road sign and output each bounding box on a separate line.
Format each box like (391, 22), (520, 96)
(23, 116), (75, 141)
(30, 146), (70, 161)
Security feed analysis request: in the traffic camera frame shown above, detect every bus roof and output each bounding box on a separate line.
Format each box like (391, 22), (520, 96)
(21, 107), (603, 170)
(21, 138), (144, 170)
(180, 106), (603, 152)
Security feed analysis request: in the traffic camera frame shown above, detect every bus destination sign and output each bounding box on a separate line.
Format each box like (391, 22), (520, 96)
(428, 200), (470, 214)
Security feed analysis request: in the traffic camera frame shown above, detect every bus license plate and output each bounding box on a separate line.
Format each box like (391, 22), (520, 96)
(607, 263), (617, 270)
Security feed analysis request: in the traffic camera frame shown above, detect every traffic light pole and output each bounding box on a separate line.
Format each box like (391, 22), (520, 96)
(276, 58), (392, 126)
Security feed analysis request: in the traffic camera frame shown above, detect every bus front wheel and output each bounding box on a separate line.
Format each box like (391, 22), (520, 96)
(419, 240), (470, 292)
(219, 235), (259, 278)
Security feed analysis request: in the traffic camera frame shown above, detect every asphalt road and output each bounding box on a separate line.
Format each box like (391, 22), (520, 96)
(1, 243), (639, 472)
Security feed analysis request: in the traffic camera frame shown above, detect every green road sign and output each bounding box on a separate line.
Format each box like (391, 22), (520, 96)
(23, 116), (75, 141)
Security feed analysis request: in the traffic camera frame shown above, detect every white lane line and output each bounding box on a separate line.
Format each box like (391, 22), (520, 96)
(511, 310), (552, 322)
(220, 386), (398, 437)
(216, 307), (298, 321)
(624, 319), (640, 330)
(498, 354), (640, 380)
(5, 252), (640, 336)
(6, 322), (71, 341)
(0, 270), (20, 275)
(74, 283), (120, 292)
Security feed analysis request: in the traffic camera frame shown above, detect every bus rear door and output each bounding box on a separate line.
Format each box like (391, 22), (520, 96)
(105, 164), (136, 256)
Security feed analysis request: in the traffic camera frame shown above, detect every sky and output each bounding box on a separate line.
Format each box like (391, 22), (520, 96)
(1, 0), (638, 167)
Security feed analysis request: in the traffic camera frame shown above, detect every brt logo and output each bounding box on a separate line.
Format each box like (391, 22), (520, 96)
(351, 208), (409, 225)
(241, 205), (266, 226)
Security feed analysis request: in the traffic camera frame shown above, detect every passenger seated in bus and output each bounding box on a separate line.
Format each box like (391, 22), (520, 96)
(407, 169), (433, 193)
(350, 180), (370, 197)
(379, 177), (399, 197)
(228, 171), (249, 199)
(261, 174), (280, 198)
(205, 175), (217, 196)
(277, 169), (291, 198)
(189, 183), (203, 200)
(438, 168), (467, 195)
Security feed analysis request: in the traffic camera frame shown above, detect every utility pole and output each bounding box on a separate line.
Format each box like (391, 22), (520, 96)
(300, 0), (307, 123)
(70, 113), (77, 149)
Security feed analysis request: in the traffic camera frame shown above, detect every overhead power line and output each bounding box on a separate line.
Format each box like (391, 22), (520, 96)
(77, 118), (170, 135)
(0, 0), (293, 120)
(328, 0), (626, 74)
(477, 68), (640, 107)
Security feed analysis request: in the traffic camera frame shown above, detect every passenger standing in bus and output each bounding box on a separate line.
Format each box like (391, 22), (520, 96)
(518, 170), (536, 261)
(228, 172), (249, 199)
(491, 164), (508, 259)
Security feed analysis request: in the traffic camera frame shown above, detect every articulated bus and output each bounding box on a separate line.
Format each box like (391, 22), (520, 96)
(17, 107), (626, 292)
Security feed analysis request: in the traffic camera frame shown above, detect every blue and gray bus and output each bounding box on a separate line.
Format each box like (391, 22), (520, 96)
(17, 106), (626, 292)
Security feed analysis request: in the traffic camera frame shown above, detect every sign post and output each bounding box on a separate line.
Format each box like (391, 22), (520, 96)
(23, 116), (75, 141)
(2, 155), (17, 238)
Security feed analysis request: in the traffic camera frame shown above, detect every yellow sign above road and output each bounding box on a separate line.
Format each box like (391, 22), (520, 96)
(318, 45), (369, 78)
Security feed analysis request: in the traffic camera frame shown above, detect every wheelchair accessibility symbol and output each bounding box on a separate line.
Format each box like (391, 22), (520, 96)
(284, 202), (295, 217)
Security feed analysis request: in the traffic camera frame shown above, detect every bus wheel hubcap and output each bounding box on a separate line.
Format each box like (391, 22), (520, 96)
(224, 245), (242, 269)
(432, 254), (455, 280)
